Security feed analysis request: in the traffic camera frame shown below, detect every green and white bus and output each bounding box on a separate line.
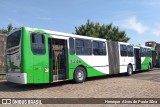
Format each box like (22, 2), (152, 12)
(6, 27), (153, 84)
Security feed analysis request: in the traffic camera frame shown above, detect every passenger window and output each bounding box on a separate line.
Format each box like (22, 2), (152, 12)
(93, 41), (106, 55)
(143, 48), (146, 57)
(99, 42), (106, 55)
(84, 40), (92, 55)
(75, 39), (92, 55)
(141, 48), (146, 57)
(76, 39), (84, 55)
(146, 49), (151, 57)
(127, 46), (133, 57)
(120, 44), (127, 56)
(69, 38), (75, 55)
(93, 41), (99, 55)
(31, 33), (45, 54)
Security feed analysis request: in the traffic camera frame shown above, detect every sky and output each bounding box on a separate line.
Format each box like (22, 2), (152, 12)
(1, 0), (160, 45)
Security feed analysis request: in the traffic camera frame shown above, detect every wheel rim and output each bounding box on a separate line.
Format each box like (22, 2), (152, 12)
(77, 70), (84, 81)
(128, 67), (132, 75)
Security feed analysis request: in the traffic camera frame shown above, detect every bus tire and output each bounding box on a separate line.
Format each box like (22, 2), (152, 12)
(148, 64), (151, 71)
(74, 67), (86, 83)
(127, 65), (133, 76)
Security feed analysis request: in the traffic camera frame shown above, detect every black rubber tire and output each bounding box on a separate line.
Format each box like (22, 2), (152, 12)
(74, 67), (86, 83)
(127, 65), (133, 76)
(148, 64), (151, 71)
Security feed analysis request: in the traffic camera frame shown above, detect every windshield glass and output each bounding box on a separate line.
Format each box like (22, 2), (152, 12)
(7, 30), (21, 49)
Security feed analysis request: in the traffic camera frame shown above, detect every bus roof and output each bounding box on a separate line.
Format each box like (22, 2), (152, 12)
(140, 45), (152, 48)
(10, 27), (132, 44)
(133, 45), (154, 50)
(118, 42), (132, 45)
(25, 27), (107, 42)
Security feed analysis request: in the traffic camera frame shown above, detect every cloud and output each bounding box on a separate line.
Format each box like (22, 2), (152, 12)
(122, 16), (148, 34)
(118, 16), (160, 37)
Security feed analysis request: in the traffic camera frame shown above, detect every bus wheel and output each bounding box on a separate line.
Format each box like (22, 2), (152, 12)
(148, 64), (151, 71)
(127, 65), (133, 76)
(74, 67), (86, 83)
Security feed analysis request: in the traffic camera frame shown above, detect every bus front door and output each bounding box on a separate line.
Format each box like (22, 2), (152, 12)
(48, 38), (68, 82)
(32, 33), (49, 84)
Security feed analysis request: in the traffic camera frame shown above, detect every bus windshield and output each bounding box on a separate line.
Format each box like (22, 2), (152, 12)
(7, 30), (21, 49)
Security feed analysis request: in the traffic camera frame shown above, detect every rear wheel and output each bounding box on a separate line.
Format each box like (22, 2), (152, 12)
(74, 67), (86, 83)
(127, 65), (133, 76)
(148, 64), (151, 71)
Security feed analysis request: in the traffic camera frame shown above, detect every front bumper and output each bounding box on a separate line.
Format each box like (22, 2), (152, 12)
(6, 73), (27, 84)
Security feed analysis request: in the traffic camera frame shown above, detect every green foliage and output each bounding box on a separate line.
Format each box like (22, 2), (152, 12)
(0, 24), (17, 34)
(74, 19), (130, 42)
(7, 24), (13, 32)
(0, 28), (8, 34)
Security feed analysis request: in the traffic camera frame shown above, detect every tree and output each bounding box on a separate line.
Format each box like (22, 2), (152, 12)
(74, 19), (130, 42)
(7, 24), (13, 32)
(0, 24), (16, 34)
(0, 28), (8, 34)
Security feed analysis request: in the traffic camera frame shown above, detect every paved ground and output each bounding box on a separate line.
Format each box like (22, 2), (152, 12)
(129, 69), (160, 82)
(0, 69), (160, 107)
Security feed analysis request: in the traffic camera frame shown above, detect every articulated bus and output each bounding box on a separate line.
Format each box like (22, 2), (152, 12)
(6, 27), (153, 84)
